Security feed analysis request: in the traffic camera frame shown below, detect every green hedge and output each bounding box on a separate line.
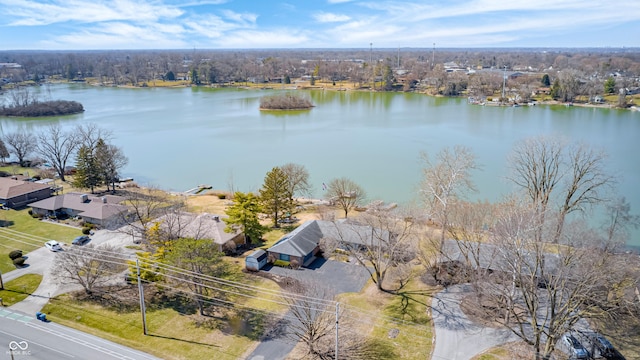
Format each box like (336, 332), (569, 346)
(272, 260), (290, 268)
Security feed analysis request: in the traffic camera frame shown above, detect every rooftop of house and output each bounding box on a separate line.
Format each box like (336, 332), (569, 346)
(268, 219), (388, 257)
(156, 212), (241, 245)
(28, 192), (127, 220)
(0, 176), (52, 199)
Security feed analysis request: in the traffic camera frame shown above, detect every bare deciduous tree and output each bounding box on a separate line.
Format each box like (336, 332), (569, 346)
(4, 129), (36, 166)
(53, 244), (125, 295)
(507, 136), (613, 243)
(118, 187), (175, 244)
(325, 177), (366, 219)
(330, 205), (417, 292)
(76, 123), (113, 151)
(36, 124), (79, 182)
(94, 139), (128, 193)
(474, 201), (633, 360)
(420, 145), (478, 251)
(445, 200), (499, 283)
(165, 238), (230, 316)
(282, 281), (390, 359)
(281, 162), (312, 203)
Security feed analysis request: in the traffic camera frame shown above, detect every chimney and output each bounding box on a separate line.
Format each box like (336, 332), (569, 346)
(101, 197), (107, 203)
(80, 194), (88, 203)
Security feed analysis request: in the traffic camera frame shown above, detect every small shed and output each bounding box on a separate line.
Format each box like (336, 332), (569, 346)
(245, 249), (268, 271)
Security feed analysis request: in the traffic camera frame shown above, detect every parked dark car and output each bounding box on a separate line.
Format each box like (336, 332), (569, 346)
(563, 334), (589, 359)
(589, 333), (615, 356)
(72, 235), (90, 245)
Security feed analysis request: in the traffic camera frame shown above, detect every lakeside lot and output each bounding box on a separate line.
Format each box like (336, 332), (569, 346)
(0, 176), (432, 360)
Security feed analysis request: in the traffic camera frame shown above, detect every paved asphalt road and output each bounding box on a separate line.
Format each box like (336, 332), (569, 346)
(0, 308), (161, 360)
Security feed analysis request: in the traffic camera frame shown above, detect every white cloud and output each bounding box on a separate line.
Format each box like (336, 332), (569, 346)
(40, 22), (188, 49)
(215, 29), (309, 48)
(313, 12), (350, 23)
(2, 0), (181, 26)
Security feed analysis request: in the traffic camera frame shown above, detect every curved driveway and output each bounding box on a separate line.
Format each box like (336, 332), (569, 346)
(431, 284), (516, 360)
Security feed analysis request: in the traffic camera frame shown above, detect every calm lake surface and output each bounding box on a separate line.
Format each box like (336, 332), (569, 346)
(2, 84), (639, 247)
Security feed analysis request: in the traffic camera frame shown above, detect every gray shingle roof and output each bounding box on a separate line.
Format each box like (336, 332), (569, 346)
(268, 221), (323, 257)
(268, 220), (386, 258)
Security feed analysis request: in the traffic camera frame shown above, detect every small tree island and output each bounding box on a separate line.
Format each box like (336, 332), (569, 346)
(259, 93), (314, 110)
(0, 99), (84, 117)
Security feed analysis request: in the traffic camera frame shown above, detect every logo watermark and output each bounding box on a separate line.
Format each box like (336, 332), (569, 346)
(7, 340), (31, 356)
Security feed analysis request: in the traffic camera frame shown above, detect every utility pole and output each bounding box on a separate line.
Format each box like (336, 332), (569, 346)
(432, 43), (435, 70)
(136, 259), (148, 335)
(0, 270), (4, 290)
(335, 302), (339, 360)
(369, 43), (374, 90)
(502, 65), (507, 101)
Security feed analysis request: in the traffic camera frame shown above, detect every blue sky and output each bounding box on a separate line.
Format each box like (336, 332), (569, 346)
(1, 0), (639, 50)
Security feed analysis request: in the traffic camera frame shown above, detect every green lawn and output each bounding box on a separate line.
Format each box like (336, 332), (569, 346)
(0, 208), (83, 272)
(42, 295), (256, 360)
(337, 278), (434, 359)
(40, 270), (287, 360)
(0, 274), (43, 306)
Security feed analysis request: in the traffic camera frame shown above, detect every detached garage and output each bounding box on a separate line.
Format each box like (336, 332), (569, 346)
(245, 249), (268, 271)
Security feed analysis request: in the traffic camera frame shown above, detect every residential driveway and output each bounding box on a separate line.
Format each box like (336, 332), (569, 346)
(431, 284), (517, 360)
(264, 257), (371, 295)
(248, 258), (370, 360)
(5, 228), (138, 315)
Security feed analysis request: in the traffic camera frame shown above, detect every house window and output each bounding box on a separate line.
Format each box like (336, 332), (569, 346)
(280, 254), (290, 261)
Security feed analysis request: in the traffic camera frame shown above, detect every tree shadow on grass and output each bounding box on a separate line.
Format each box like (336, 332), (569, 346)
(147, 333), (220, 348)
(386, 290), (433, 324)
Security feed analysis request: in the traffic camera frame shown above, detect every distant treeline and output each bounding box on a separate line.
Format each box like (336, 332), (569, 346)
(0, 100), (84, 117)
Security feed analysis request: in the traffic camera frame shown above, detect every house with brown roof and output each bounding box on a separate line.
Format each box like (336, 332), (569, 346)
(0, 177), (54, 209)
(28, 192), (128, 227)
(156, 212), (245, 252)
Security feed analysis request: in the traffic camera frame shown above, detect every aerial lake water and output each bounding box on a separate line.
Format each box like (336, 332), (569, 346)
(2, 84), (639, 247)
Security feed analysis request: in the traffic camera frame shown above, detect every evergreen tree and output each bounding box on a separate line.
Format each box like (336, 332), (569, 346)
(165, 71), (175, 81)
(382, 65), (394, 91)
(541, 73), (551, 87)
(224, 192), (267, 244)
(0, 139), (9, 165)
(604, 76), (616, 94)
(73, 145), (100, 193)
(284, 75), (291, 84)
(549, 79), (561, 100)
(259, 167), (291, 228)
(94, 138), (128, 193)
(191, 69), (199, 84)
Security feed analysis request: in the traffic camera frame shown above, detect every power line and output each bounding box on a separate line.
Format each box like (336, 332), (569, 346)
(1, 227), (434, 343)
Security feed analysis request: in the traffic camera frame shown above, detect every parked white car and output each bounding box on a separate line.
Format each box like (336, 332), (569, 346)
(44, 240), (62, 252)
